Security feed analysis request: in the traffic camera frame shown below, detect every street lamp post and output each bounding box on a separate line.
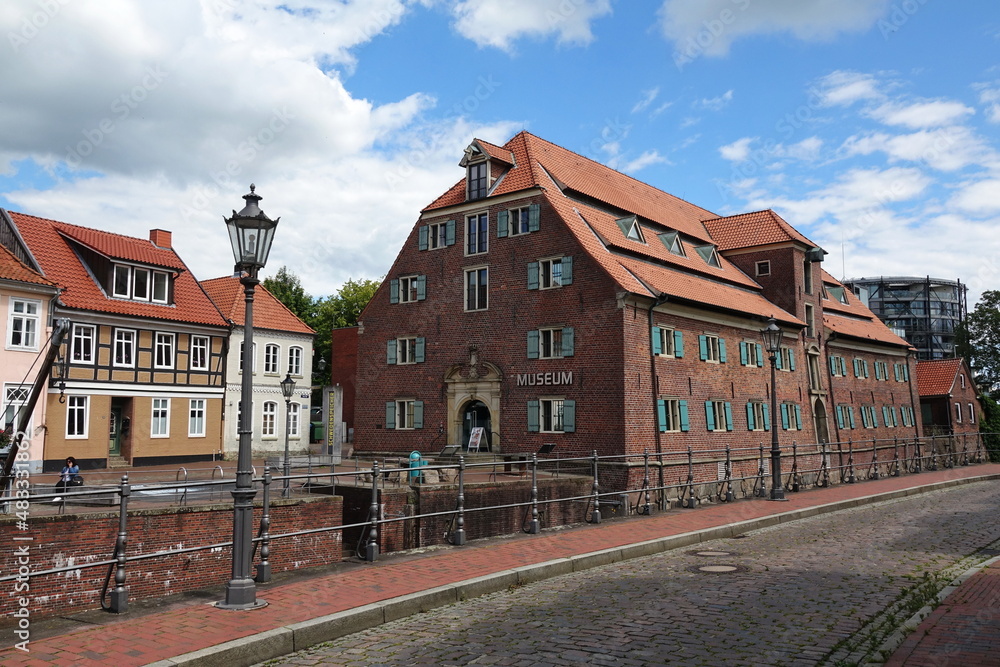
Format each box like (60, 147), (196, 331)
(219, 184), (280, 610)
(760, 317), (786, 501)
(280, 373), (296, 499)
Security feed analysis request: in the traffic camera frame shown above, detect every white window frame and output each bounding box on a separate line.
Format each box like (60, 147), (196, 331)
(113, 329), (136, 368)
(66, 395), (89, 438)
(709, 399), (729, 431)
(154, 332), (175, 369)
(151, 398), (170, 437)
(467, 161), (488, 200)
(508, 207), (531, 236)
(262, 401), (277, 438)
(132, 267), (150, 301)
(540, 398), (565, 433)
(71, 323), (96, 364)
(399, 275), (420, 303)
(779, 347), (794, 371)
(152, 271), (169, 303)
(661, 398), (682, 433)
(188, 398), (206, 437)
(755, 260), (770, 276)
(464, 266), (488, 311)
(743, 341), (762, 367)
(397, 337), (418, 364)
(113, 265), (131, 298)
(539, 327), (565, 359)
(968, 402), (976, 424)
(396, 399), (416, 430)
(190, 335), (209, 371)
(466, 212), (489, 255)
(428, 221), (448, 249)
(954, 402), (962, 423)
(2, 384), (31, 434)
(264, 343), (280, 374)
(7, 298), (40, 351)
(655, 327), (677, 358)
(289, 402), (301, 438)
(749, 401), (768, 432)
(539, 257), (563, 289)
(703, 334), (722, 363)
(287, 345), (303, 376)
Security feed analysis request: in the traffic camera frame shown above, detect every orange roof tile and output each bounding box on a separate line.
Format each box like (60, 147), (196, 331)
(201, 276), (314, 335)
(703, 210), (816, 251)
(0, 243), (57, 288)
(473, 138), (515, 165)
(7, 211), (228, 327)
(916, 358), (964, 396)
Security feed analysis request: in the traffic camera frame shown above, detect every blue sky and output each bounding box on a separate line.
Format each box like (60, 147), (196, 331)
(0, 1), (998, 305)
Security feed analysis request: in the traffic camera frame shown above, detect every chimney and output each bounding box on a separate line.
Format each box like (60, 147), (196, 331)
(150, 229), (172, 248)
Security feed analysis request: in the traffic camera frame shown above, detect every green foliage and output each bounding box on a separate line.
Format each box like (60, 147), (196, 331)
(262, 266), (313, 322)
(978, 394), (1000, 462)
(956, 290), (1000, 399)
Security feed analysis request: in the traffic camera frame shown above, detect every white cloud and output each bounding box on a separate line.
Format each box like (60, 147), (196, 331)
(632, 87), (661, 114)
(977, 86), (1000, 123)
(951, 178), (1000, 214)
(696, 90), (733, 111)
(815, 70), (884, 107)
(868, 99), (975, 129)
(719, 137), (754, 162)
(840, 127), (994, 172)
(620, 150), (669, 173)
(659, 0), (890, 57)
(450, 0), (612, 51)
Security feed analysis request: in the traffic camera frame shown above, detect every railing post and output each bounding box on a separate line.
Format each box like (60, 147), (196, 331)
(255, 467), (272, 583)
(453, 457), (467, 545)
(928, 436), (939, 471)
(528, 454), (540, 534)
(914, 437), (923, 473)
(788, 442), (800, 492)
(892, 437), (900, 477)
(818, 442), (830, 488)
(869, 439), (880, 480)
(961, 433), (969, 466)
(682, 446), (696, 508)
(755, 444), (768, 497)
(365, 462), (380, 562)
(722, 444), (735, 501)
(590, 450), (601, 524)
(976, 432), (984, 463)
(109, 474), (130, 614)
(641, 449), (652, 514)
(846, 439), (856, 483)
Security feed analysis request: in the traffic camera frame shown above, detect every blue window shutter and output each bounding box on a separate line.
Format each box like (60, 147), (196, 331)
(679, 400), (689, 432)
(894, 364), (900, 381)
(762, 403), (770, 431)
(871, 407), (878, 428)
(788, 350), (795, 371)
(775, 347), (783, 370)
(699, 335), (708, 361)
(724, 402), (733, 431)
(416, 275), (426, 301)
(561, 256), (573, 285)
(904, 365), (910, 381)
(794, 405), (802, 430)
(415, 337), (425, 363)
(389, 279), (399, 304)
(418, 226), (428, 250)
(385, 402), (396, 429)
(652, 327), (662, 356)
(413, 401), (424, 429)
(527, 262), (539, 290)
(848, 407), (856, 429)
(840, 358), (848, 377)
(882, 406), (888, 425)
(386, 339), (397, 365)
(657, 400), (667, 432)
(528, 203), (540, 232)
(863, 361), (869, 378)
(781, 403), (789, 430)
(836, 406), (845, 429)
(674, 331), (684, 358)
(704, 400), (715, 432)
(718, 338), (727, 363)
(830, 356), (837, 375)
(739, 342), (748, 366)
(527, 330), (539, 359)
(446, 220), (456, 245)
(562, 400), (575, 432)
(562, 327), (574, 357)
(527, 401), (539, 432)
(892, 407), (898, 427)
(746, 402), (755, 430)
(497, 210), (509, 238)
(756, 344), (764, 367)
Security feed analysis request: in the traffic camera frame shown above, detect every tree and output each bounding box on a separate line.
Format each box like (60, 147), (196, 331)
(978, 395), (1000, 462)
(262, 266), (313, 322)
(955, 290), (1000, 398)
(310, 277), (382, 386)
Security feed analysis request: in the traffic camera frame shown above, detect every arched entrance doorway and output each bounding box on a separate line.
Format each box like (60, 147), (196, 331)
(813, 397), (830, 443)
(461, 400), (493, 452)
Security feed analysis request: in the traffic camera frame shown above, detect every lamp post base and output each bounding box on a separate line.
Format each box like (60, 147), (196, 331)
(217, 578), (268, 610)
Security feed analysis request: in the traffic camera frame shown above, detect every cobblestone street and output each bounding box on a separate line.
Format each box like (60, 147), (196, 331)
(259, 481), (1000, 666)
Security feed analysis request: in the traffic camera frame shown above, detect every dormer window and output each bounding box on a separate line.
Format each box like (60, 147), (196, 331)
(616, 216), (644, 243)
(658, 231), (685, 256)
(826, 285), (849, 304)
(468, 162), (488, 200)
(695, 244), (721, 268)
(112, 263), (171, 303)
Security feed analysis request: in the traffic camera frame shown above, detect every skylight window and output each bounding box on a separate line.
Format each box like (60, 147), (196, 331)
(827, 286), (849, 304)
(658, 231), (685, 256)
(694, 244), (721, 268)
(615, 216), (644, 242)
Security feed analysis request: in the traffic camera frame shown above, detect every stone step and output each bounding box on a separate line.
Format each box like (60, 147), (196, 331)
(107, 455), (129, 469)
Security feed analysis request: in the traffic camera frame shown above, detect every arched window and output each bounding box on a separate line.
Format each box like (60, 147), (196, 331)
(264, 344), (280, 374)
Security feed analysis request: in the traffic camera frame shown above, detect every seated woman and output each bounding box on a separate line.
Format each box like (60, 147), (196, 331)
(54, 456), (81, 493)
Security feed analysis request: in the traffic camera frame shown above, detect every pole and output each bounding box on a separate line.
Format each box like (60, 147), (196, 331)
(282, 397), (291, 499)
(769, 350), (785, 500)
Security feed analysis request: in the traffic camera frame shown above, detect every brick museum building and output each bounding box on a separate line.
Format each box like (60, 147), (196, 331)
(342, 132), (921, 489)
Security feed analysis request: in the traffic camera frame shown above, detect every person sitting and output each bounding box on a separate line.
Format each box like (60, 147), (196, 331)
(54, 456), (81, 498)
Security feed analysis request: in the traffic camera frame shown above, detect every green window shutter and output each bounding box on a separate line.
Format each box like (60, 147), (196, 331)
(853, 359), (859, 377)
(527, 400), (539, 432)
(561, 327), (574, 357)
(699, 335), (708, 361)
(674, 331), (684, 358)
(746, 402), (755, 430)
(892, 407), (898, 427)
(718, 338), (727, 363)
(871, 407), (878, 428)
(389, 279), (399, 304)
(561, 256), (573, 285)
(445, 220), (456, 246)
(848, 407), (856, 429)
(679, 400), (689, 432)
(775, 348), (783, 370)
(386, 339), (397, 365)
(756, 344), (764, 367)
(781, 403), (789, 430)
(657, 399), (667, 432)
(415, 337), (425, 363)
(527, 330), (539, 359)
(739, 342), (748, 366)
(527, 262), (539, 290)
(416, 275), (426, 301)
(562, 400), (575, 432)
(413, 401), (424, 429)
(418, 226), (428, 251)
(882, 406), (889, 425)
(893, 364), (899, 381)
(762, 403), (770, 431)
(385, 402), (396, 429)
(830, 356), (837, 375)
(528, 203), (540, 232)
(497, 210), (509, 238)
(788, 350), (795, 371)
(904, 365), (910, 381)
(724, 402), (734, 431)
(705, 400), (716, 432)
(794, 405), (802, 429)
(863, 361), (869, 378)
(651, 327), (662, 356)
(836, 406), (845, 429)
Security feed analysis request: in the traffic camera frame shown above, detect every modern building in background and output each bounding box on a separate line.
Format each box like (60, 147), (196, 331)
(842, 277), (967, 360)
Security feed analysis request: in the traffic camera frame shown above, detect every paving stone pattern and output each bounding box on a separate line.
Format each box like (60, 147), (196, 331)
(260, 483), (1000, 666)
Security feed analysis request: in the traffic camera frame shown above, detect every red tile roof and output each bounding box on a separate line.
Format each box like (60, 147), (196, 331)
(200, 276), (314, 335)
(473, 138), (515, 165)
(703, 209), (816, 251)
(916, 358), (964, 397)
(7, 211), (228, 327)
(0, 242), (57, 288)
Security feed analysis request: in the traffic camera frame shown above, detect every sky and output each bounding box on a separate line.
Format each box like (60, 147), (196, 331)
(0, 0), (998, 307)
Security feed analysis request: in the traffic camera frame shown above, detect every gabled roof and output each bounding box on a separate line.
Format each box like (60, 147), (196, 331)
(0, 242), (57, 288)
(6, 211), (227, 327)
(201, 276), (315, 335)
(703, 209), (816, 251)
(820, 271), (911, 348)
(470, 138), (515, 165)
(916, 358), (967, 397)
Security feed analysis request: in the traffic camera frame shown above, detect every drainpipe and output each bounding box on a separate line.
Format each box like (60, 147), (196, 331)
(648, 293), (668, 508)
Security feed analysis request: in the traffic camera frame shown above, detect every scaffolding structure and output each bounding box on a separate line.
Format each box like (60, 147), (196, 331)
(843, 276), (967, 361)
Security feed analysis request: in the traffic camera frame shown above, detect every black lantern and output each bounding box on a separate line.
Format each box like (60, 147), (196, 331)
(225, 184), (279, 271)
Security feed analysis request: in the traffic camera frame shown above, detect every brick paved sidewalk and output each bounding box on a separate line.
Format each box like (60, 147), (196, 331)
(3, 464), (1000, 667)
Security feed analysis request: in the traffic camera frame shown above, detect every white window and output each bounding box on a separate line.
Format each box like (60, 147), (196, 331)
(465, 267), (488, 311)
(289, 402), (300, 438)
(755, 260), (770, 276)
(190, 335), (209, 371)
(466, 213), (488, 255)
(132, 268), (150, 301)
(66, 395), (88, 438)
(262, 401), (277, 437)
(264, 343), (280, 374)
(287, 346), (302, 376)
(467, 162), (488, 200)
(741, 341), (763, 367)
(189, 399), (206, 437)
(400, 275), (420, 303)
(114, 329), (136, 367)
(539, 258), (563, 289)
(71, 324), (95, 364)
(151, 398), (170, 437)
(539, 328), (566, 359)
(969, 402), (976, 424)
(396, 399), (417, 429)
(659, 398), (684, 432)
(2, 384), (30, 433)
(960, 374), (966, 388)
(540, 398), (565, 433)
(778, 347), (795, 371)
(428, 221), (449, 249)
(954, 402), (962, 423)
(154, 333), (175, 369)
(657, 328), (676, 357)
(395, 337), (419, 365)
(781, 403), (802, 431)
(112, 264), (170, 302)
(8, 298), (39, 350)
(113, 265), (131, 298)
(508, 207), (531, 236)
(699, 334), (725, 363)
(747, 401), (769, 431)
(152, 271), (169, 303)
(830, 355), (847, 377)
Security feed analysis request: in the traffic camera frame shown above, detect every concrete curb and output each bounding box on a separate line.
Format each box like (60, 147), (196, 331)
(153, 472), (1000, 667)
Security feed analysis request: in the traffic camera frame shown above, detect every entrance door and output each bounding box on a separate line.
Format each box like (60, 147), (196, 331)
(814, 398), (830, 444)
(109, 407), (122, 456)
(461, 401), (492, 452)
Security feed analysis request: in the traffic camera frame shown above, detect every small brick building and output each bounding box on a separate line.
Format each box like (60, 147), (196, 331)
(339, 132), (921, 489)
(916, 357), (980, 436)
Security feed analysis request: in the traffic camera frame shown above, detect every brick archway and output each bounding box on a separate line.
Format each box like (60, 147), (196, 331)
(444, 359), (502, 452)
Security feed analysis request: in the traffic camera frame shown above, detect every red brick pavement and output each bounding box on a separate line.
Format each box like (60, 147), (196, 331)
(4, 464), (1000, 666)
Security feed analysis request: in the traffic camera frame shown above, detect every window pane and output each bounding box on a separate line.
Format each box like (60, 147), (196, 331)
(114, 266), (130, 296)
(152, 272), (168, 302)
(133, 269), (149, 299)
